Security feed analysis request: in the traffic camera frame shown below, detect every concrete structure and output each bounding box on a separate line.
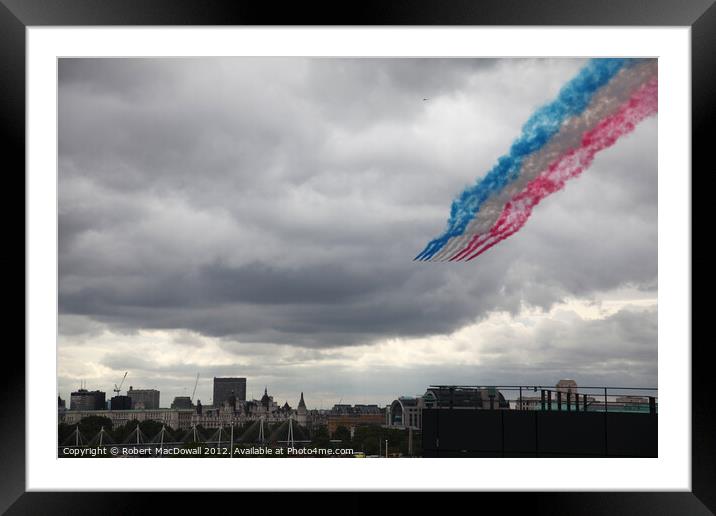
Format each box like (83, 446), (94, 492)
(213, 377), (246, 406)
(127, 387), (160, 410)
(70, 389), (106, 411)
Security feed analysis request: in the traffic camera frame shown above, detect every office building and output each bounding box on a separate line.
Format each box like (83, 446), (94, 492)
(213, 377), (246, 406)
(127, 387), (160, 409)
(109, 395), (133, 410)
(171, 396), (194, 410)
(70, 389), (106, 411)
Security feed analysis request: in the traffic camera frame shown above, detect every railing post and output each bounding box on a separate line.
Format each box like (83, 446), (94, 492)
(541, 390), (545, 411)
(575, 393), (579, 412)
(519, 386), (523, 410)
(557, 391), (562, 411)
(547, 390), (552, 411)
(649, 396), (656, 415)
(604, 387), (608, 413)
(583, 393), (588, 412)
(567, 392), (571, 412)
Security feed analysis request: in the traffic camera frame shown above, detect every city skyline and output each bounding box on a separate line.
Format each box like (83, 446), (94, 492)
(58, 58), (657, 408)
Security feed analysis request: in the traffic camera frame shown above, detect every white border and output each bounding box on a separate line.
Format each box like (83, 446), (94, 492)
(27, 27), (691, 491)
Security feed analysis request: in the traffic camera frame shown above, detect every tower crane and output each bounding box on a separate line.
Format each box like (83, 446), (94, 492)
(190, 373), (200, 402)
(113, 372), (128, 396)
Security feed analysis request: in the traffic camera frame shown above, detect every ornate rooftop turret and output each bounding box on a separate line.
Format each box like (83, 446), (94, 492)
(261, 386), (271, 409)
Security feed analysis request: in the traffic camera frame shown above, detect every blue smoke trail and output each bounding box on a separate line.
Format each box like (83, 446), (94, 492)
(415, 58), (631, 261)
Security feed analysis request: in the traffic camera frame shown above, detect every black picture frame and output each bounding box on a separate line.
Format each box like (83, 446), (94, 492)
(4, 0), (711, 513)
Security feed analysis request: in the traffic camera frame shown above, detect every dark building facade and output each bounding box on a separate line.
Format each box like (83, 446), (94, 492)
(171, 396), (194, 410)
(213, 377), (246, 407)
(127, 387), (160, 409)
(109, 395), (133, 410)
(70, 389), (106, 411)
(422, 409), (657, 457)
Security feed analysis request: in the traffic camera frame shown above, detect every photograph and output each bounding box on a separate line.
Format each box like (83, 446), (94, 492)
(56, 56), (659, 459)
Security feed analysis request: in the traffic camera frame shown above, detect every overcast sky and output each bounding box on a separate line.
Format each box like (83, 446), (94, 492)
(58, 58), (657, 408)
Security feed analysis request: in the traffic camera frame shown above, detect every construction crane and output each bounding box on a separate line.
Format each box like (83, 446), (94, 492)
(190, 373), (200, 402)
(113, 372), (128, 396)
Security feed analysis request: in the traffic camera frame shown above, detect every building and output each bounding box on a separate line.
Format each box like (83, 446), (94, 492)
(109, 395), (133, 410)
(388, 397), (423, 430)
(187, 389), (307, 429)
(421, 384), (658, 457)
(58, 396), (66, 412)
(70, 389), (106, 411)
(61, 408), (195, 430)
(170, 396), (194, 410)
(127, 387), (160, 409)
(325, 401), (383, 435)
(296, 392), (307, 425)
(213, 377), (246, 406)
(353, 404), (381, 414)
(330, 404), (353, 414)
(327, 413), (385, 436)
(386, 386), (510, 431)
(331, 403), (381, 415)
(423, 386), (510, 410)
(556, 379), (578, 396)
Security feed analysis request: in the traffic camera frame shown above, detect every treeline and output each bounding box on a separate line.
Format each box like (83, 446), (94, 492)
(333, 425), (422, 457)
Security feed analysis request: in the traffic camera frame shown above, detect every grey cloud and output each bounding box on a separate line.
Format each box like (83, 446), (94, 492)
(58, 58), (657, 359)
(60, 306), (656, 406)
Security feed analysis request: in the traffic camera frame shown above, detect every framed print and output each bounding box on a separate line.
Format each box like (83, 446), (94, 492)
(5, 0), (712, 512)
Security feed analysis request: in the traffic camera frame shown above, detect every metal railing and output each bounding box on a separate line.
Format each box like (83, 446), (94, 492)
(428, 385), (658, 415)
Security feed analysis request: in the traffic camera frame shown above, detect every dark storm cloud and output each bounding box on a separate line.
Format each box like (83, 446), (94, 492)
(58, 58), (657, 352)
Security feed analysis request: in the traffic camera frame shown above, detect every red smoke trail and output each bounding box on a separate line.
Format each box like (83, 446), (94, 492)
(452, 75), (658, 262)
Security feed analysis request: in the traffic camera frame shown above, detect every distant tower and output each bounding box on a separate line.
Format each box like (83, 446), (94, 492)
(296, 392), (307, 425)
(261, 387), (271, 411)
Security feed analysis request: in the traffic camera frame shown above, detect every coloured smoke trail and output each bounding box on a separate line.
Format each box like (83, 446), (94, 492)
(415, 58), (658, 262)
